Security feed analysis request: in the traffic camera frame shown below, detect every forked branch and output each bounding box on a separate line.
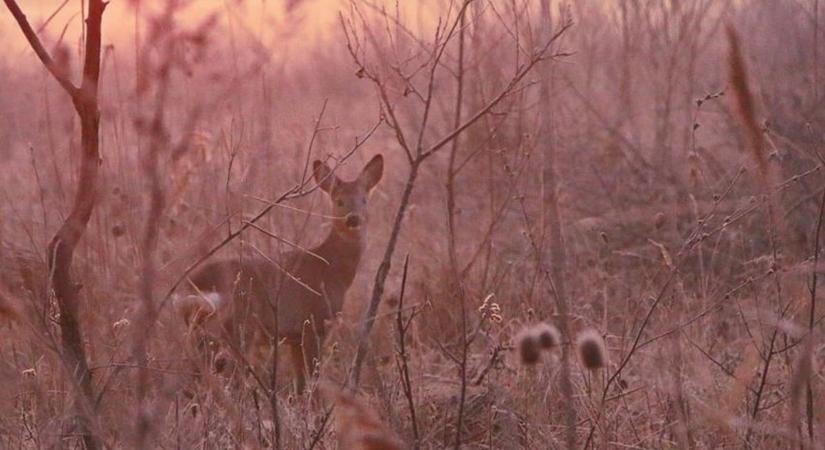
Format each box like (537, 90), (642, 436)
(346, 4), (573, 388)
(3, 1), (108, 449)
(2, 0), (79, 95)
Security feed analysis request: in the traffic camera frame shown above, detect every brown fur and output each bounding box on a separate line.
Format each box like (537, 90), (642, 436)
(176, 155), (383, 391)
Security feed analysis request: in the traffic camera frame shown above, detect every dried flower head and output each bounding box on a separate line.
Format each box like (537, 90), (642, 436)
(653, 212), (667, 229)
(478, 294), (503, 323)
(577, 329), (607, 370)
(727, 25), (767, 178)
(516, 329), (541, 365)
(111, 223), (126, 237)
(534, 323), (561, 350)
(213, 350), (233, 374)
(112, 318), (130, 331)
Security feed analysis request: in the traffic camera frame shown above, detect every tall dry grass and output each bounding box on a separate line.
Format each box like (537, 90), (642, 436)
(1, 0), (824, 448)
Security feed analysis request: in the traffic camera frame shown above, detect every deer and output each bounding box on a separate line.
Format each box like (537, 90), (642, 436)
(174, 155), (384, 392)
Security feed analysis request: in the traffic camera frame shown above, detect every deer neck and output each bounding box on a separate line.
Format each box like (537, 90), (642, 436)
(312, 226), (365, 289)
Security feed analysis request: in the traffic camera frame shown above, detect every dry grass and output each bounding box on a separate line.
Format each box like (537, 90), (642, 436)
(1, 0), (824, 448)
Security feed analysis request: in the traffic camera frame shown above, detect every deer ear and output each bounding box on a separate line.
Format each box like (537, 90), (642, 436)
(359, 154), (384, 192)
(313, 160), (338, 193)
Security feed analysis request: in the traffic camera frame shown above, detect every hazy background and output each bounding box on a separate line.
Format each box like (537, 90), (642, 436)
(1, 0), (823, 448)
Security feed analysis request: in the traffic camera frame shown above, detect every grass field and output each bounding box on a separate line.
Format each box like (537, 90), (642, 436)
(1, 1), (824, 448)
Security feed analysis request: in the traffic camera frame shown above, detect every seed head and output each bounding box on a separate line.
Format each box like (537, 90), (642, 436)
(111, 223), (126, 237)
(534, 323), (561, 350)
(516, 329), (541, 365)
(577, 329), (607, 370)
(653, 212), (667, 229)
(112, 318), (130, 331)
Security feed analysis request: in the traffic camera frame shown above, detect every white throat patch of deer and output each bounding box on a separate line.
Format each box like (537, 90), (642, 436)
(174, 155), (384, 392)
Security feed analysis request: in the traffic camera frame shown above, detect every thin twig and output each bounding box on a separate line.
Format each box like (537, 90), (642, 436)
(393, 255), (420, 448)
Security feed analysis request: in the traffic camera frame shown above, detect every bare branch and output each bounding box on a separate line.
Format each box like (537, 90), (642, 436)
(420, 19), (573, 161)
(2, 0), (79, 96)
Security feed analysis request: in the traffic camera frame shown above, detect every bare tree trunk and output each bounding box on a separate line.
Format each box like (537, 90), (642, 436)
(445, 11), (470, 449)
(3, 1), (107, 448)
(350, 161), (421, 387)
(539, 2), (576, 449)
(445, 9), (466, 276)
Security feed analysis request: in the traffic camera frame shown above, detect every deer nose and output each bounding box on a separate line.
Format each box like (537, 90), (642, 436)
(345, 214), (362, 228)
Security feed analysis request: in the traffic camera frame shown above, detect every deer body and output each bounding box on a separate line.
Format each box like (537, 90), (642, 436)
(177, 155), (383, 391)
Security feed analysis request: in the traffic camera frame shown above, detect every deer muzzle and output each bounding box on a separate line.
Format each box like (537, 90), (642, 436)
(345, 214), (362, 229)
